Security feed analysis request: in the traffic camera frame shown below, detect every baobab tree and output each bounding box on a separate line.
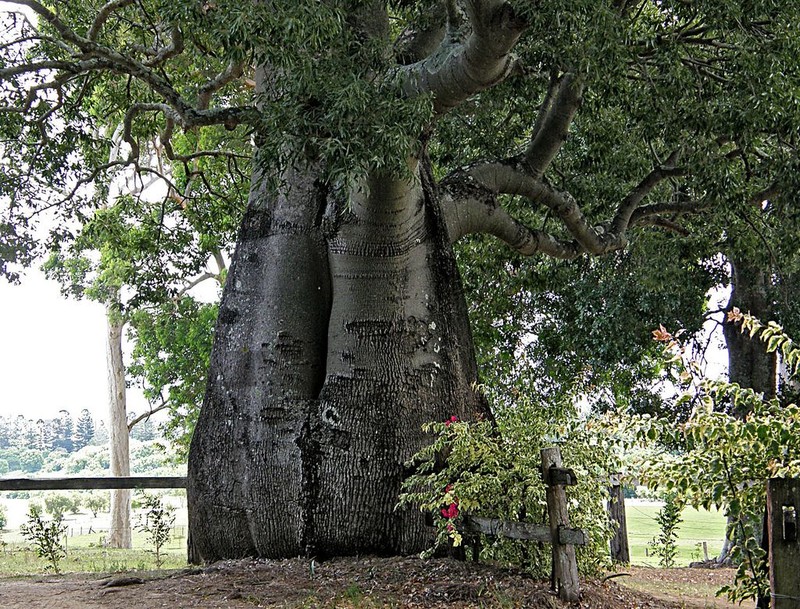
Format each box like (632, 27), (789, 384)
(1, 1), (798, 562)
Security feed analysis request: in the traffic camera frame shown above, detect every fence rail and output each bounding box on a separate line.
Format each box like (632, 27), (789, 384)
(0, 477), (187, 491)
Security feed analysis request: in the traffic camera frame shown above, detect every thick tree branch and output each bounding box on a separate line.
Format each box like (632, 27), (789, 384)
(393, 3), (447, 65)
(397, 0), (525, 113)
(523, 72), (584, 179)
(444, 151), (699, 258)
(455, 161), (624, 255)
(440, 180), (582, 259)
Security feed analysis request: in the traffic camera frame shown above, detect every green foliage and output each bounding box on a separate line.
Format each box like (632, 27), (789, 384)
(400, 399), (622, 576)
(0, 504), (7, 530)
(129, 297), (218, 457)
(44, 494), (82, 521)
(628, 316), (800, 602)
(85, 493), (110, 518)
(647, 493), (683, 568)
(19, 506), (68, 574)
(135, 493), (176, 569)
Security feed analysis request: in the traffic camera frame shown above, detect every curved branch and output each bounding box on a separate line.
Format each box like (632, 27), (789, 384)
(524, 72), (584, 179)
(449, 153), (701, 257)
(609, 150), (684, 234)
(4, 0), (259, 131)
(143, 24), (184, 67)
(127, 400), (169, 431)
(397, 0), (525, 113)
(197, 61), (246, 110)
(88, 0), (136, 41)
(440, 178), (582, 259)
(458, 161), (621, 254)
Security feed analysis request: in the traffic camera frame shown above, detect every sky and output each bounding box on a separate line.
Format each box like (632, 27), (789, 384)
(0, 268), (147, 423)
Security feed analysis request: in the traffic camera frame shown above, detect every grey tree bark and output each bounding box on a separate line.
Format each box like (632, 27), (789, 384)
(187, 156), (487, 561)
(106, 304), (131, 549)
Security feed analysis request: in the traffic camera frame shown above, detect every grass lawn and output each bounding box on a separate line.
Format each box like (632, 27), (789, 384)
(0, 527), (188, 575)
(625, 500), (727, 567)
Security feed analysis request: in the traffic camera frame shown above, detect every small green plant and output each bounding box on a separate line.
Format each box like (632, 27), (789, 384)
(647, 493), (683, 568)
(135, 493), (175, 568)
(0, 503), (7, 529)
(19, 506), (67, 573)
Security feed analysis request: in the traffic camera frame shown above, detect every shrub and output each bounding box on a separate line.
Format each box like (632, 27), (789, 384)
(135, 493), (176, 568)
(19, 507), (67, 573)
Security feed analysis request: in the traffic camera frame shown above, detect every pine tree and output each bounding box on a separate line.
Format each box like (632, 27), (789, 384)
(74, 409), (95, 451)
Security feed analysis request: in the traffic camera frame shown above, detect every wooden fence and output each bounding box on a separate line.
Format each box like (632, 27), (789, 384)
(0, 477), (187, 491)
(768, 478), (800, 609)
(456, 447), (586, 602)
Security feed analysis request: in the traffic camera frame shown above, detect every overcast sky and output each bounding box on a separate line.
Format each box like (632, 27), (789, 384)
(0, 268), (147, 423)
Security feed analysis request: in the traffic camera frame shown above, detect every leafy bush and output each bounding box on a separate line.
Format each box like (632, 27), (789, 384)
(0, 504), (7, 530)
(631, 311), (800, 602)
(400, 398), (622, 576)
(19, 506), (67, 573)
(647, 493), (683, 568)
(135, 493), (175, 568)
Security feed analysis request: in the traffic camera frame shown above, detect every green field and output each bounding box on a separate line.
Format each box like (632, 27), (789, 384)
(0, 528), (188, 575)
(625, 500), (727, 567)
(0, 498), (727, 575)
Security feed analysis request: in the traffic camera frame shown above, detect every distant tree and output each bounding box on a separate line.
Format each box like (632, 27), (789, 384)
(52, 410), (74, 452)
(34, 419), (56, 451)
(129, 415), (157, 442)
(85, 493), (110, 518)
(74, 409), (95, 451)
(0, 417), (10, 449)
(92, 421), (109, 446)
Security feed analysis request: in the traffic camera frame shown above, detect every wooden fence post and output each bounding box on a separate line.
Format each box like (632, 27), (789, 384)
(541, 447), (581, 602)
(608, 473), (630, 564)
(767, 478), (800, 609)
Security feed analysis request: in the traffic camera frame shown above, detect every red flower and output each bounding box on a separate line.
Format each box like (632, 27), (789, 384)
(440, 502), (459, 520)
(445, 415), (458, 427)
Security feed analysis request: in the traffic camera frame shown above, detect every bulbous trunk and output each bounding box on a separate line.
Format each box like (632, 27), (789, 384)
(187, 159), (486, 562)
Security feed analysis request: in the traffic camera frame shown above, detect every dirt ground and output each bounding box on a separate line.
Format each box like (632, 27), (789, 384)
(0, 556), (738, 609)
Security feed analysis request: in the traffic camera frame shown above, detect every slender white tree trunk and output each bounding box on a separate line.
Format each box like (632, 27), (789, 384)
(106, 304), (131, 548)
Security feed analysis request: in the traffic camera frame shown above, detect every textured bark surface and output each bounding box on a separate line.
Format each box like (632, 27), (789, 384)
(187, 159), (486, 562)
(723, 257), (777, 404)
(106, 308), (131, 549)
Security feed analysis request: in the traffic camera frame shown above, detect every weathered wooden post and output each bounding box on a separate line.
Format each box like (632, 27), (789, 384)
(767, 478), (800, 609)
(608, 473), (630, 564)
(541, 447), (581, 602)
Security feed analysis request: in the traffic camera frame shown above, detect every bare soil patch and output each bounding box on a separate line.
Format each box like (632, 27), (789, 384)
(0, 556), (732, 608)
(617, 565), (738, 609)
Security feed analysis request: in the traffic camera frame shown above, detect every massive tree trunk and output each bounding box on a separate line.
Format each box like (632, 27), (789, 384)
(187, 156), (486, 562)
(106, 304), (131, 549)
